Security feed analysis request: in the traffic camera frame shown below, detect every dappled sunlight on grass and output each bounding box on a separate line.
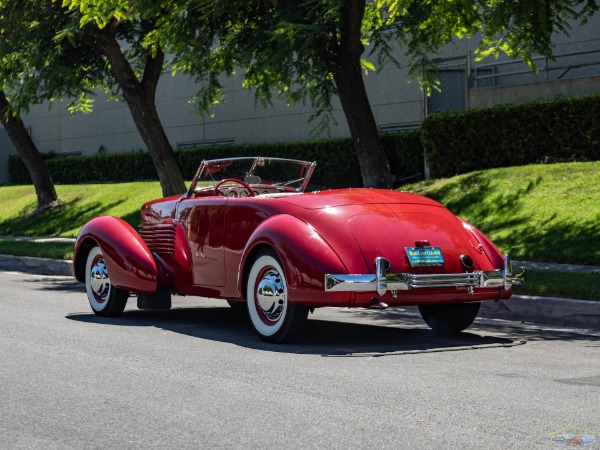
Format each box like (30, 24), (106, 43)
(1, 163), (597, 265)
(0, 182), (164, 237)
(403, 162), (600, 265)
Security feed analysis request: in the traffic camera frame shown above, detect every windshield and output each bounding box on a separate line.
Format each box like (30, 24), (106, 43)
(188, 157), (316, 197)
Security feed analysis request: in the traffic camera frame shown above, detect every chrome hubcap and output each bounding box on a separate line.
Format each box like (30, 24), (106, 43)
(256, 269), (285, 323)
(89, 256), (110, 303)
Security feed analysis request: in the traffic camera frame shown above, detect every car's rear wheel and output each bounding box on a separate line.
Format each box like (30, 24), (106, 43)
(418, 302), (480, 333)
(85, 246), (128, 317)
(246, 249), (308, 343)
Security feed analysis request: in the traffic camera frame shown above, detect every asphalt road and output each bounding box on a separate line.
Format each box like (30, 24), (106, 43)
(1, 270), (599, 450)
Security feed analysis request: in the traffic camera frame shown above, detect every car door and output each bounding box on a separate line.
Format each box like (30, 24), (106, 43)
(178, 198), (228, 287)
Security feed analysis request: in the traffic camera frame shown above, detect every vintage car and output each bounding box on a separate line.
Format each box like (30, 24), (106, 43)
(73, 156), (524, 343)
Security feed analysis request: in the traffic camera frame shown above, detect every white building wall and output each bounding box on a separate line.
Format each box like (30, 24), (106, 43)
(21, 51), (426, 157)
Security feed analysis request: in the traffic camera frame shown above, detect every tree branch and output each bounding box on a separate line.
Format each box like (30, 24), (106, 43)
(88, 22), (142, 100)
(140, 19), (165, 102)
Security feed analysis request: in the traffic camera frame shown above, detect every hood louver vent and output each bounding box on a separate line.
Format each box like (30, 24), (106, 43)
(140, 223), (176, 255)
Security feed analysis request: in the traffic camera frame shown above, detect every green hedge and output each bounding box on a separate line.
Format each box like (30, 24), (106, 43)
(421, 95), (600, 178)
(13, 93), (598, 187)
(8, 132), (424, 189)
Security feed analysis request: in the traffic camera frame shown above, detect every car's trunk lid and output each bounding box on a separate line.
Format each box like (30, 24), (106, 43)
(347, 207), (488, 274)
(280, 188), (442, 209)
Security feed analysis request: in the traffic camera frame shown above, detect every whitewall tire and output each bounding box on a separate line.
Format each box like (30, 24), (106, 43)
(246, 249), (308, 343)
(85, 246), (128, 317)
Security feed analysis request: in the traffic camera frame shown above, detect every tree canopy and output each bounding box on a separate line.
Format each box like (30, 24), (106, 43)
(1, 0), (188, 198)
(61, 0), (188, 196)
(2, 0), (598, 194)
(0, 0), (110, 211)
(0, 0), (107, 113)
(171, 0), (599, 187)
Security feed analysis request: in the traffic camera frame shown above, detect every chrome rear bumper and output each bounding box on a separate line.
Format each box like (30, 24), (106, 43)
(325, 255), (525, 296)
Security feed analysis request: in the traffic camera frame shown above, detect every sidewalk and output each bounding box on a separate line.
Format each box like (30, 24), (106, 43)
(1, 236), (599, 329)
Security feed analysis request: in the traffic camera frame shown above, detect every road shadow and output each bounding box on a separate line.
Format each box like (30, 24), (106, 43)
(66, 306), (523, 357)
(28, 276), (84, 293)
(32, 273), (516, 356)
(361, 307), (600, 343)
(33, 275), (597, 352)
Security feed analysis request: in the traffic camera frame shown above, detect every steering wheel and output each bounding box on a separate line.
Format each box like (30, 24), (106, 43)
(213, 178), (255, 197)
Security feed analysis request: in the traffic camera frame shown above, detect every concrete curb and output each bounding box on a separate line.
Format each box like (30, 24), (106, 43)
(1, 253), (599, 329)
(479, 295), (600, 329)
(0, 254), (73, 277)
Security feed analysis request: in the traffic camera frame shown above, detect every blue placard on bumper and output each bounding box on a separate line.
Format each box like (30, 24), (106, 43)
(406, 247), (445, 267)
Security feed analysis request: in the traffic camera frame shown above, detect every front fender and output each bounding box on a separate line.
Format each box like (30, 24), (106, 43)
(239, 214), (352, 306)
(73, 216), (157, 294)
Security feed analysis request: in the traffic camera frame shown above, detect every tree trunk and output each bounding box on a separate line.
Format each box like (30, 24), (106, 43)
(0, 90), (59, 213)
(91, 24), (187, 197)
(332, 64), (392, 189)
(120, 87), (186, 197)
(331, 0), (392, 189)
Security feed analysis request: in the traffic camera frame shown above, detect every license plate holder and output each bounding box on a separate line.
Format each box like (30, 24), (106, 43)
(406, 247), (445, 267)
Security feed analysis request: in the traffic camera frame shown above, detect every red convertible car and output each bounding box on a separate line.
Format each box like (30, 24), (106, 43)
(73, 156), (524, 343)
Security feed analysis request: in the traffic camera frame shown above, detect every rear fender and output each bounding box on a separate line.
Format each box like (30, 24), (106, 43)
(239, 215), (352, 306)
(460, 219), (513, 299)
(73, 216), (158, 294)
(460, 219), (505, 269)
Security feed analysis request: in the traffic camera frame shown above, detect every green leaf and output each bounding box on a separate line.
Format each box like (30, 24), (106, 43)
(360, 58), (376, 73)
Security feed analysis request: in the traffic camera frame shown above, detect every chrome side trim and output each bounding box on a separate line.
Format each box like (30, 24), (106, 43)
(325, 255), (525, 295)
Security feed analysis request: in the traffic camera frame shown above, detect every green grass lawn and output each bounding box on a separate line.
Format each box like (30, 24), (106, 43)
(513, 270), (600, 300)
(0, 164), (598, 302)
(0, 182), (164, 237)
(0, 161), (598, 265)
(402, 161), (600, 265)
(0, 239), (74, 260)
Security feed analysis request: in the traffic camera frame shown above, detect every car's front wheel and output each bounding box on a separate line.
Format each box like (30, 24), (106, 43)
(418, 302), (480, 333)
(85, 246), (128, 317)
(246, 249), (308, 343)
